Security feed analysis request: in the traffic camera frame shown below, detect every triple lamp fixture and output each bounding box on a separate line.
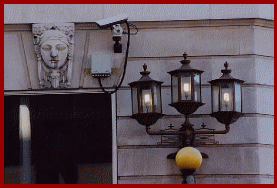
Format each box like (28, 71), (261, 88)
(128, 52), (245, 183)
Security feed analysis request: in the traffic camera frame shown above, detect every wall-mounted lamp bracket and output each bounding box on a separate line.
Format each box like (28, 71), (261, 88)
(146, 115), (230, 148)
(166, 152), (209, 160)
(129, 56), (244, 149)
(126, 43), (245, 184)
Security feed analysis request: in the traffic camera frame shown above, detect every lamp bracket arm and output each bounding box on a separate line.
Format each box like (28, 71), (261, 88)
(166, 152), (209, 160)
(193, 124), (230, 135)
(146, 124), (229, 136)
(146, 127), (189, 136)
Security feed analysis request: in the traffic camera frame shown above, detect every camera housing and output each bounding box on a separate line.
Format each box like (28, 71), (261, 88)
(95, 13), (128, 29)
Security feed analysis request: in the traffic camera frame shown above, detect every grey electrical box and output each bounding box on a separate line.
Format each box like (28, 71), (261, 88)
(90, 54), (111, 77)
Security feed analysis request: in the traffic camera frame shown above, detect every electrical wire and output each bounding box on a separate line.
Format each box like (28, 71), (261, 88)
(123, 23), (138, 35)
(97, 21), (131, 94)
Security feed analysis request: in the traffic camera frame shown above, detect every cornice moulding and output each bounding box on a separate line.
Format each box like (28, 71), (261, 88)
(4, 18), (274, 32)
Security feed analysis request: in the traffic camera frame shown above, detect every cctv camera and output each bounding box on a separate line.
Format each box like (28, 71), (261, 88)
(95, 13), (128, 29)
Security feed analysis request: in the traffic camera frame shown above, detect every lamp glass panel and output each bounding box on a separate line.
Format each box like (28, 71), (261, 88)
(234, 83), (242, 112)
(153, 84), (161, 113)
(220, 83), (234, 111)
(172, 75), (179, 103)
(212, 84), (219, 113)
(141, 87), (152, 113)
(194, 74), (201, 102)
(181, 74), (192, 100)
(131, 86), (138, 114)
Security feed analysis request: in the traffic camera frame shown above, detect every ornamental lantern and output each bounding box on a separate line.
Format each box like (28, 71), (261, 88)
(209, 62), (244, 125)
(129, 64), (164, 127)
(168, 52), (204, 115)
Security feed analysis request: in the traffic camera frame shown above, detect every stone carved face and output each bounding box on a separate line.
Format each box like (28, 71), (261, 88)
(39, 29), (70, 70)
(41, 39), (68, 69)
(32, 23), (74, 89)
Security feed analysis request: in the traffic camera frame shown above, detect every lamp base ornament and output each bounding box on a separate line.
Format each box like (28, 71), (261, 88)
(210, 111), (243, 125)
(169, 101), (205, 115)
(131, 113), (164, 127)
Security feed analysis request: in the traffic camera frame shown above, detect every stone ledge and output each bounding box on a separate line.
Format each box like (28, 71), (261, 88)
(4, 24), (32, 31)
(118, 143), (274, 149)
(118, 174), (274, 179)
(4, 18), (274, 32)
(118, 174), (274, 184)
(117, 113), (274, 120)
(126, 18), (274, 30)
(127, 54), (275, 60)
(3, 82), (275, 94)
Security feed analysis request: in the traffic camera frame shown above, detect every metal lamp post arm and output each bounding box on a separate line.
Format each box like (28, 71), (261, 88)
(193, 124), (230, 135)
(146, 124), (230, 136)
(146, 127), (188, 135)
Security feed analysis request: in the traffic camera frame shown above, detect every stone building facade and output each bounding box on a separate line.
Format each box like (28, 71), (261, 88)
(4, 4), (274, 184)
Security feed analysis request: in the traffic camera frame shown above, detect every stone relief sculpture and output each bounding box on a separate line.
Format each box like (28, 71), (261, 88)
(32, 23), (74, 89)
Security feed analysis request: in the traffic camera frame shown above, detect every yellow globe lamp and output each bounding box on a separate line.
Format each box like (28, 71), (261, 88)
(175, 147), (202, 170)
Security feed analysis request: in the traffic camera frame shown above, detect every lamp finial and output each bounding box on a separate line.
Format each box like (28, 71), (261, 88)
(224, 62), (229, 69)
(221, 61), (232, 75)
(140, 63), (150, 76)
(183, 52), (188, 60)
(143, 63), (147, 72)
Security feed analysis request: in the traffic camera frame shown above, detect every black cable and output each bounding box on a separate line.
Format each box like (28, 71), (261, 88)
(123, 23), (138, 35)
(97, 21), (131, 94)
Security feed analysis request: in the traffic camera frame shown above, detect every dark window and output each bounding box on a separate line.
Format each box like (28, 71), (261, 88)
(4, 96), (21, 167)
(30, 93), (112, 184)
(4, 93), (113, 184)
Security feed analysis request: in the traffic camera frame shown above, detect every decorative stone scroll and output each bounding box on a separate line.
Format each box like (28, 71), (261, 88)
(32, 23), (74, 89)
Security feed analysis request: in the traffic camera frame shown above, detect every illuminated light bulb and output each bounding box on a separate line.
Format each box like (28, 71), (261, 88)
(223, 93), (230, 101)
(223, 92), (230, 110)
(183, 83), (190, 100)
(144, 94), (151, 113)
(144, 94), (150, 104)
(183, 83), (190, 92)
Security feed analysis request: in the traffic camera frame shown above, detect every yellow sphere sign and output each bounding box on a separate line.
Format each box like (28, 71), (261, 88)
(175, 147), (202, 170)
